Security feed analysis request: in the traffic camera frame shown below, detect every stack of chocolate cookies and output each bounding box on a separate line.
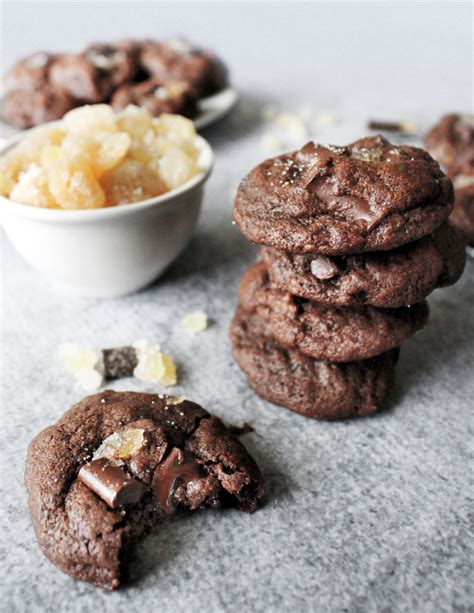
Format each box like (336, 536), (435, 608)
(230, 136), (466, 420)
(425, 113), (474, 246)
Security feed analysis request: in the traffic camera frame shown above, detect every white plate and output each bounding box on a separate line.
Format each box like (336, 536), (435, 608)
(193, 87), (239, 130)
(0, 87), (239, 141)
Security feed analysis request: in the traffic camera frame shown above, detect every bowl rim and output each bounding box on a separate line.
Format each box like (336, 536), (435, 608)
(0, 127), (213, 223)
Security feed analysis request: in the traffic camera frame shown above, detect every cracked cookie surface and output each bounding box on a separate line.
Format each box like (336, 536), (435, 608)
(233, 136), (453, 255)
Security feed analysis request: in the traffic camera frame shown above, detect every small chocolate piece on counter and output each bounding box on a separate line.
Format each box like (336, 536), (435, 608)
(368, 120), (404, 132)
(367, 119), (417, 135)
(152, 447), (202, 515)
(101, 346), (138, 380)
(78, 458), (146, 508)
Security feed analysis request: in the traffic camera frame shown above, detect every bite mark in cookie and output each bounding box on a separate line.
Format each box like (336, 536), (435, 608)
(25, 391), (263, 590)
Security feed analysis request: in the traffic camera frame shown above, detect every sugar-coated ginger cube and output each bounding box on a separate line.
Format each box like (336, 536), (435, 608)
(155, 143), (198, 189)
(63, 104), (117, 133)
(101, 160), (166, 206)
(94, 429), (145, 461)
(48, 157), (105, 209)
(116, 104), (154, 138)
(152, 113), (196, 141)
(9, 163), (57, 208)
(61, 131), (131, 175)
(0, 126), (65, 196)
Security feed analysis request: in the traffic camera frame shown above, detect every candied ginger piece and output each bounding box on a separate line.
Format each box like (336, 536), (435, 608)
(41, 145), (62, 167)
(182, 311), (208, 334)
(0, 155), (19, 195)
(93, 131), (131, 174)
(101, 159), (166, 206)
(10, 164), (56, 208)
(152, 113), (196, 141)
(166, 395), (185, 405)
(48, 157), (105, 209)
(94, 428), (145, 461)
(61, 131), (131, 175)
(133, 345), (177, 387)
(116, 104), (154, 138)
(29, 125), (66, 146)
(156, 143), (198, 189)
(63, 104), (117, 133)
(0, 126), (65, 196)
(58, 342), (98, 373)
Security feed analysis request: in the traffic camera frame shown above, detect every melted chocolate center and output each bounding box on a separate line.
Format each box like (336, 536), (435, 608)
(152, 447), (202, 514)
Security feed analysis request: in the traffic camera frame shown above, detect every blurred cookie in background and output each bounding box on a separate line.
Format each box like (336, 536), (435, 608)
(111, 78), (198, 118)
(1, 37), (229, 128)
(425, 114), (474, 245)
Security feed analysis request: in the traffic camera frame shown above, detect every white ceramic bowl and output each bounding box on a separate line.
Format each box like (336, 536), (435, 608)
(0, 132), (213, 298)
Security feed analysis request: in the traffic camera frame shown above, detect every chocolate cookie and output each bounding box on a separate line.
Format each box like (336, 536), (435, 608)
(2, 52), (58, 94)
(49, 43), (137, 103)
(261, 222), (466, 308)
(239, 262), (428, 362)
(111, 78), (198, 118)
(139, 38), (227, 97)
(424, 114), (474, 178)
(230, 308), (398, 420)
(451, 175), (474, 244)
(233, 137), (453, 255)
(25, 391), (263, 590)
(2, 86), (76, 129)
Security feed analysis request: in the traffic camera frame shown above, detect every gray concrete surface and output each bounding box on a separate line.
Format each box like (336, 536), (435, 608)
(1, 3), (473, 612)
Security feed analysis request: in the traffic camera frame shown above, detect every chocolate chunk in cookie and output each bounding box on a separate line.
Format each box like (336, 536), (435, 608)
(425, 113), (474, 178)
(139, 38), (228, 97)
(261, 222), (466, 308)
(239, 262), (428, 362)
(230, 308), (398, 420)
(25, 391), (263, 590)
(111, 78), (198, 118)
(2, 86), (76, 129)
(233, 137), (453, 255)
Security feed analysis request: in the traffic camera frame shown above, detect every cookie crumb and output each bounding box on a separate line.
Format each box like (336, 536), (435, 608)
(166, 394), (185, 405)
(182, 310), (208, 334)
